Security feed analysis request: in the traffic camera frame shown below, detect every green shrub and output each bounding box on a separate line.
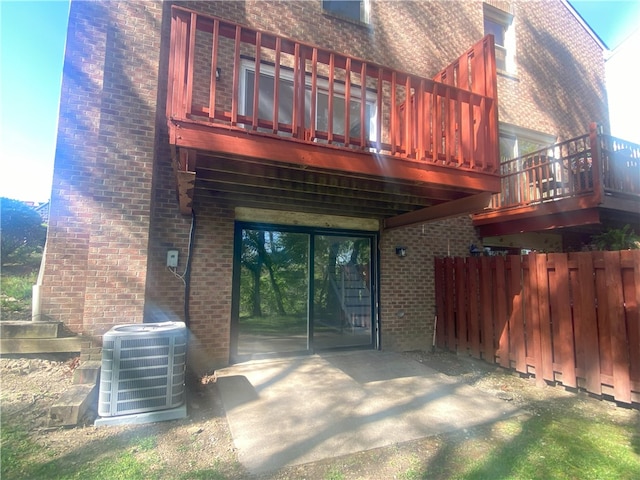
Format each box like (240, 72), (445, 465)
(1, 197), (46, 265)
(592, 225), (640, 251)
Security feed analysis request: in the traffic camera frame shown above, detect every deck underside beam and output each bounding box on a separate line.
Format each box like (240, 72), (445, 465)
(384, 192), (493, 230)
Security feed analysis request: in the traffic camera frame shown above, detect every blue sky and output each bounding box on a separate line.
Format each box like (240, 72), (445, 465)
(1, 0), (639, 203)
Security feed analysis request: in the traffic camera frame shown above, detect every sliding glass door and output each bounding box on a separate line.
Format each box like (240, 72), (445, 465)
(231, 224), (376, 361)
(312, 235), (373, 349)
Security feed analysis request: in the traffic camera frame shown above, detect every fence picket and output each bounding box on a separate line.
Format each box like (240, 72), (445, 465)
(508, 255), (526, 372)
(468, 257), (481, 358)
(536, 254), (555, 382)
(528, 254), (545, 386)
(623, 251), (640, 387)
(604, 251), (631, 403)
(593, 252), (613, 379)
(445, 257), (456, 350)
(480, 257), (495, 362)
(548, 253), (576, 387)
(494, 256), (510, 368)
(575, 253), (602, 394)
(434, 258), (446, 347)
(455, 257), (468, 354)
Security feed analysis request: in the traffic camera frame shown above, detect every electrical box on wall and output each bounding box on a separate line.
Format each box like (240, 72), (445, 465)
(167, 249), (179, 268)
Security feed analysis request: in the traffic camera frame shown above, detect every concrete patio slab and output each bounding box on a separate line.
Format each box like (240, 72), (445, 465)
(215, 350), (521, 473)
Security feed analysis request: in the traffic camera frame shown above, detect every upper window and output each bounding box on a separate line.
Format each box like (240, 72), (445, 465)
(239, 61), (377, 144)
(323, 0), (370, 25)
(499, 124), (556, 162)
(483, 3), (516, 73)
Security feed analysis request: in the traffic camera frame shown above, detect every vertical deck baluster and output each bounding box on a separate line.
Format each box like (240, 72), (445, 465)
(209, 19), (219, 121)
(423, 80), (432, 160)
(453, 65), (463, 165)
(291, 43), (306, 138)
(485, 35), (498, 172)
(416, 79), (425, 161)
(404, 75), (412, 157)
(467, 95), (475, 169)
(459, 56), (469, 165)
(251, 32), (262, 130)
(297, 46), (306, 138)
(177, 13), (188, 117)
(309, 48), (318, 140)
(376, 68), (383, 153)
(590, 123), (604, 204)
(167, 11), (185, 118)
(292, 43), (300, 137)
(472, 45), (484, 170)
(391, 71), (397, 155)
(360, 61), (366, 149)
(272, 37), (281, 134)
(328, 53), (334, 144)
(344, 57), (351, 147)
(446, 85), (455, 165)
(231, 25), (241, 125)
(184, 12), (197, 117)
(432, 82), (439, 162)
(464, 52), (476, 169)
(477, 96), (487, 170)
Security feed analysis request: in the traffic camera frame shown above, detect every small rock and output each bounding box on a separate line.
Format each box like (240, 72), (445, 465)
(188, 426), (203, 435)
(496, 391), (514, 401)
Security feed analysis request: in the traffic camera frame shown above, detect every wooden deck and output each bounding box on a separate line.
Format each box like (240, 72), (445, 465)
(473, 125), (640, 237)
(166, 6), (500, 224)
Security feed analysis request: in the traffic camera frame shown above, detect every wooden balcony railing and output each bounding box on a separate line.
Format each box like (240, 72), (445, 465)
(167, 6), (499, 174)
(489, 126), (640, 210)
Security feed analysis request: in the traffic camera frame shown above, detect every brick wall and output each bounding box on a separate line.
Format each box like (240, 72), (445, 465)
(41, 1), (108, 333)
(496, 1), (609, 138)
(42, 1), (163, 361)
(380, 217), (481, 351)
(144, 142), (236, 371)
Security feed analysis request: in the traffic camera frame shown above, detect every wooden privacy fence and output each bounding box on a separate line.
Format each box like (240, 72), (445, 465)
(434, 251), (640, 404)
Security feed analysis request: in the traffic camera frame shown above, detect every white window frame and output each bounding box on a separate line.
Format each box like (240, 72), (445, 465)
(483, 3), (516, 74)
(239, 60), (378, 143)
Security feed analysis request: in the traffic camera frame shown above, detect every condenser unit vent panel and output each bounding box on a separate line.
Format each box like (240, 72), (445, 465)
(98, 322), (187, 417)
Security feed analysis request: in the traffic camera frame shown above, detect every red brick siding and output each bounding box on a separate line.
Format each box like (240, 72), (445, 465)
(40, 2), (109, 332)
(41, 1), (163, 361)
(496, 1), (608, 138)
(380, 217), (481, 351)
(185, 198), (235, 372)
(144, 141), (235, 371)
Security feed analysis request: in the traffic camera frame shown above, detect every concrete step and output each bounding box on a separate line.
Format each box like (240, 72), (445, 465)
(0, 321), (62, 338)
(49, 384), (98, 427)
(0, 337), (83, 354)
(49, 362), (102, 427)
(0, 321), (82, 355)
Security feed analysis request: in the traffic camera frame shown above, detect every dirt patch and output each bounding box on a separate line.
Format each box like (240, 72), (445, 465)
(1, 351), (637, 479)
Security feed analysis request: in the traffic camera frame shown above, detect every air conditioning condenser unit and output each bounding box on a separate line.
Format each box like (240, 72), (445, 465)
(95, 321), (188, 426)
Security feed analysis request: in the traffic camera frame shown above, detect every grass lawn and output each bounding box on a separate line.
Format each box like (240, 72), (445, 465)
(2, 400), (638, 479)
(434, 410), (640, 480)
(1, 268), (37, 317)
